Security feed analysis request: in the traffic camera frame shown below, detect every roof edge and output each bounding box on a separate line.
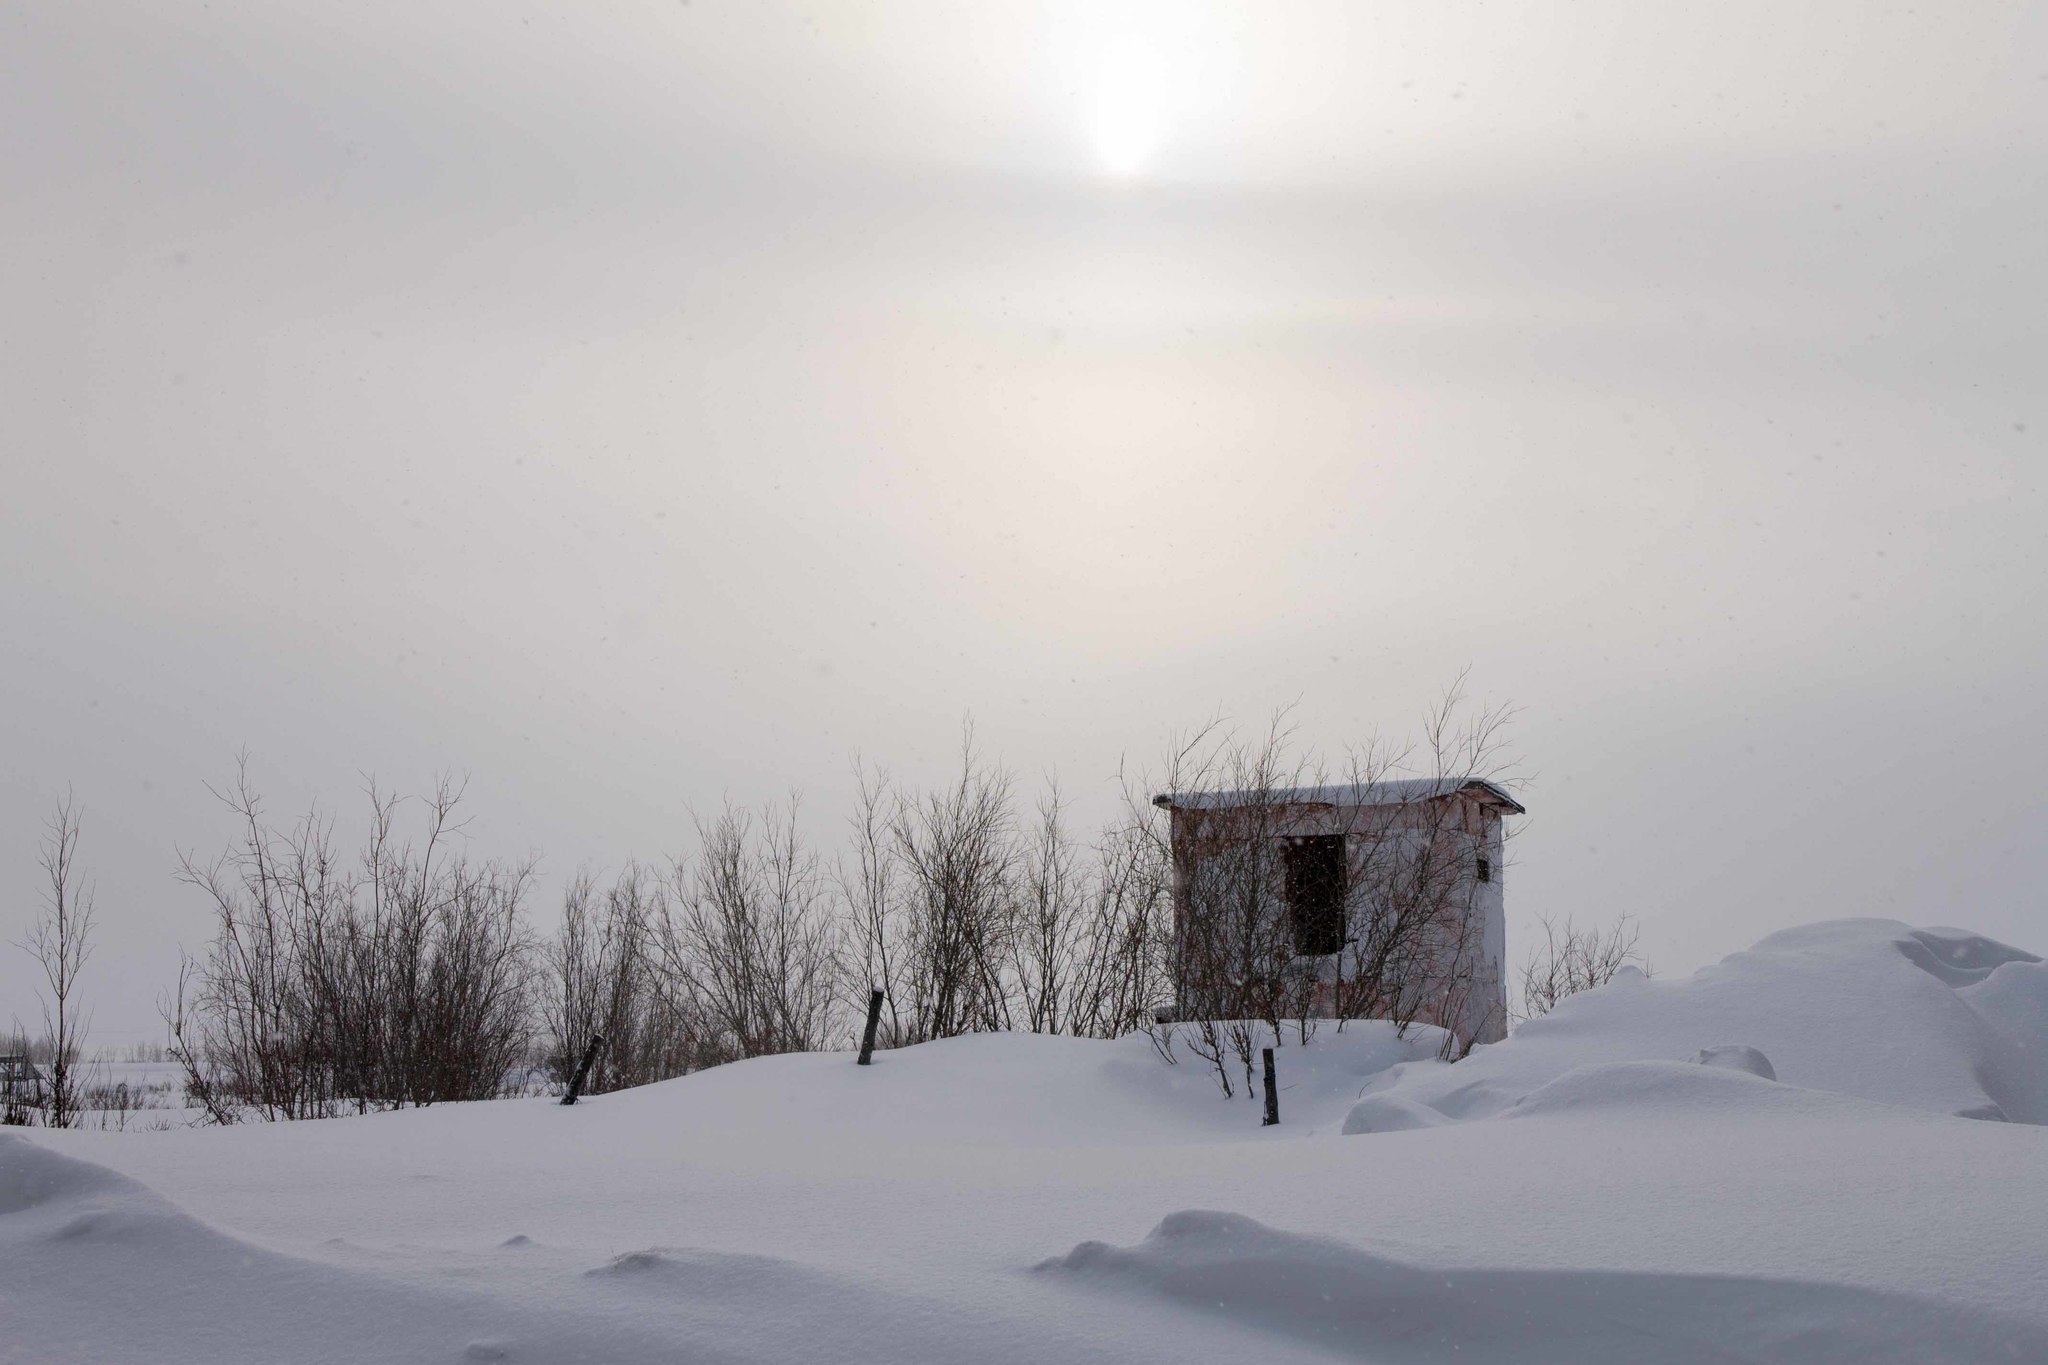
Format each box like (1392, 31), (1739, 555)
(1152, 776), (1527, 816)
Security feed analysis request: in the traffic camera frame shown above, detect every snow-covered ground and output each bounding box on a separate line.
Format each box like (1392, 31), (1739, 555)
(7, 918), (2046, 1363)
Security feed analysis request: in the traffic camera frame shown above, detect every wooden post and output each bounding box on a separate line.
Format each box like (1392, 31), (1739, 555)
(1261, 1047), (1279, 1127)
(857, 987), (885, 1065)
(561, 1034), (605, 1106)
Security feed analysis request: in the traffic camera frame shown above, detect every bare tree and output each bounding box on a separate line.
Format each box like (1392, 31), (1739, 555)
(833, 730), (1168, 1053)
(1061, 814), (1174, 1041)
(549, 868), (641, 1093)
(1010, 783), (1086, 1035)
(837, 760), (908, 1047)
(164, 958), (237, 1125)
(19, 794), (97, 1128)
(885, 729), (1021, 1042)
(1518, 911), (1646, 1021)
(652, 797), (841, 1062)
(170, 762), (539, 1121)
(3, 1024), (42, 1126)
(546, 865), (707, 1095)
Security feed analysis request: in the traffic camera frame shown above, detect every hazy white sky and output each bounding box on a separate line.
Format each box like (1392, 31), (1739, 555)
(4, 1), (2044, 1038)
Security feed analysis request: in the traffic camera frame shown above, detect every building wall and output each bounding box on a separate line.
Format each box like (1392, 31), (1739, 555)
(1466, 808), (1508, 1046)
(1168, 793), (1508, 1050)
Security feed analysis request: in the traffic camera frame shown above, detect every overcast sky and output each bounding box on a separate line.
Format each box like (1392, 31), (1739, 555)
(4, 1), (2044, 1040)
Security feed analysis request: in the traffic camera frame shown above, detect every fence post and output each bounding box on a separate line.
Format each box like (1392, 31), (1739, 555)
(561, 1034), (605, 1106)
(857, 987), (885, 1065)
(1261, 1047), (1279, 1126)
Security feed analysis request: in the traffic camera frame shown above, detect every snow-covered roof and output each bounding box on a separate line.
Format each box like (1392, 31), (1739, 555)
(1152, 776), (1526, 815)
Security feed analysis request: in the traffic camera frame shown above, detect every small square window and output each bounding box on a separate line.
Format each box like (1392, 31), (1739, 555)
(1476, 855), (1492, 884)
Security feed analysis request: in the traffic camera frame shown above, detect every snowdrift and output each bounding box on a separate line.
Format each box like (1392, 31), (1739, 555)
(0, 1131), (1134, 1365)
(1345, 918), (2048, 1133)
(1040, 1207), (2048, 1365)
(8, 917), (2046, 1364)
(590, 1019), (1446, 1144)
(0, 1132), (689, 1365)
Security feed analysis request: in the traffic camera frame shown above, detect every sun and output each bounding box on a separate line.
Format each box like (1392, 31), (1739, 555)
(1090, 38), (1167, 178)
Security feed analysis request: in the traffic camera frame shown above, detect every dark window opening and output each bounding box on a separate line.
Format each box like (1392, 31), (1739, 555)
(1284, 835), (1346, 955)
(1476, 855), (1492, 884)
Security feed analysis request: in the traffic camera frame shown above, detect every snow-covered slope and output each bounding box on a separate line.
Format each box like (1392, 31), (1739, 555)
(1344, 918), (2048, 1133)
(7, 918), (2046, 1363)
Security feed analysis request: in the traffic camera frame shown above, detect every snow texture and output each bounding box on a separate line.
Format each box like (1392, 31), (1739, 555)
(1040, 1207), (2047, 1364)
(6, 917), (2046, 1363)
(1344, 919), (2048, 1132)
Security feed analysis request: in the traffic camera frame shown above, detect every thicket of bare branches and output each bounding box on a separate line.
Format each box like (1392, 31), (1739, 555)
(14, 794), (98, 1128)
(871, 737), (1022, 1041)
(545, 865), (710, 1096)
(840, 733), (1173, 1051)
(3, 1026), (41, 1126)
(652, 799), (842, 1062)
(1011, 787), (1175, 1038)
(66, 685), (1514, 1122)
(542, 800), (849, 1099)
(1517, 911), (1646, 1021)
(166, 766), (539, 1120)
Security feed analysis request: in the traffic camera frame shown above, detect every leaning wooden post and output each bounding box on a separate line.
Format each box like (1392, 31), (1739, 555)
(1261, 1047), (1279, 1126)
(561, 1034), (605, 1106)
(857, 987), (885, 1065)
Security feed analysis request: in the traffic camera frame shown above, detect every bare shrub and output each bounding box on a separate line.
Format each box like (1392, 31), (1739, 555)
(168, 763), (538, 1120)
(649, 798), (841, 1063)
(838, 737), (1173, 1054)
(548, 864), (712, 1096)
(838, 760), (908, 1047)
(833, 735), (1019, 1047)
(1007, 784), (1175, 1039)
(165, 957), (237, 1125)
(888, 731), (1022, 1041)
(16, 794), (98, 1128)
(2, 1026), (41, 1126)
(544, 865), (705, 1095)
(1010, 784), (1084, 1035)
(1062, 816), (1175, 1040)
(1518, 912), (1646, 1021)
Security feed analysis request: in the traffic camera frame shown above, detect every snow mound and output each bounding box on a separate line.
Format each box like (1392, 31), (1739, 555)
(596, 1020), (1444, 1144)
(1345, 919), (2048, 1132)
(1039, 1208), (2048, 1364)
(1690, 1044), (1777, 1079)
(0, 1133), (702, 1365)
(584, 1245), (837, 1301)
(0, 1134), (1054, 1365)
(7, 1130), (1195, 1365)
(18, 920), (2048, 1365)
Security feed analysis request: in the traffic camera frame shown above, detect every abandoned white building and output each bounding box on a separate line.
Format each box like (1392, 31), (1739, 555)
(1152, 777), (1524, 1050)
